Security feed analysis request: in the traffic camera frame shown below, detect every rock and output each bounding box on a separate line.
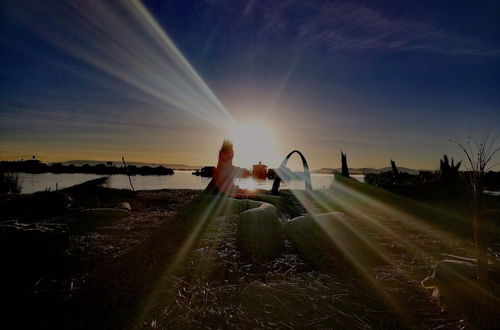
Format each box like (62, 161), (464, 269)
(236, 201), (283, 263)
(196, 196), (284, 263)
(210, 197), (263, 216)
(117, 202), (131, 211)
(422, 259), (500, 314)
(284, 212), (377, 268)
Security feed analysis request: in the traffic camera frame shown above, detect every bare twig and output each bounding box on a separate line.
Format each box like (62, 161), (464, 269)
(122, 156), (135, 191)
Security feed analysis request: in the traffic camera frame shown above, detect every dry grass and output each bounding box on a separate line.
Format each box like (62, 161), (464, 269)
(8, 184), (498, 329)
(138, 194), (470, 329)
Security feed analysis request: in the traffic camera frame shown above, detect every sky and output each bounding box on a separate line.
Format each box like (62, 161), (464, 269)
(1, 0), (499, 170)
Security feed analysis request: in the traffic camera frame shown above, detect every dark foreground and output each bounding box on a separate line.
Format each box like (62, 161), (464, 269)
(2, 179), (500, 329)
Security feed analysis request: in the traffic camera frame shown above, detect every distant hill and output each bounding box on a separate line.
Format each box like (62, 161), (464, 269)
(49, 161), (427, 174)
(55, 160), (201, 170)
(313, 167), (426, 175)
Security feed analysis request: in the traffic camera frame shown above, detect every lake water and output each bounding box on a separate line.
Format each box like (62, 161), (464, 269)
(17, 171), (365, 194)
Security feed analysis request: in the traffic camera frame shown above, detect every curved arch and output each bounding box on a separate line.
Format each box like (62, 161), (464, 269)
(271, 150), (312, 195)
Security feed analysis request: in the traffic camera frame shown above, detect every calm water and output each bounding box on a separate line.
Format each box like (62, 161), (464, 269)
(18, 171), (365, 194)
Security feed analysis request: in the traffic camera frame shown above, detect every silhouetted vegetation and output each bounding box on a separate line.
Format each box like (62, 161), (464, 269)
(390, 159), (400, 182)
(340, 151), (350, 177)
(440, 155), (461, 184)
(0, 171), (22, 194)
(452, 130), (500, 328)
(364, 155), (472, 199)
(0, 160), (174, 176)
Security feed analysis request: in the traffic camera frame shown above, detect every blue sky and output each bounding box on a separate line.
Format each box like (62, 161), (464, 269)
(1, 0), (499, 169)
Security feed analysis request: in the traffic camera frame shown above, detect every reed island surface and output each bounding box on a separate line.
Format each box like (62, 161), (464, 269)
(1, 176), (499, 329)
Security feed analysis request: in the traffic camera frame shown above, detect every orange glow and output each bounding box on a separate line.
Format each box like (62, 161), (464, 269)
(227, 122), (280, 168)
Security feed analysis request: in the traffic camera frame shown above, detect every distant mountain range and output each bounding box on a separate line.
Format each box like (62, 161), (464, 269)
(55, 160), (201, 170)
(312, 167), (428, 175)
(52, 161), (428, 175)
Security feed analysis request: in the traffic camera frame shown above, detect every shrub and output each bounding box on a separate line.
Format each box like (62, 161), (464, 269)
(0, 172), (22, 194)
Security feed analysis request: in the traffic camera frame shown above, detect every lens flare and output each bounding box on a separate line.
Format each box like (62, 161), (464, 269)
(228, 122), (280, 167)
(14, 0), (234, 128)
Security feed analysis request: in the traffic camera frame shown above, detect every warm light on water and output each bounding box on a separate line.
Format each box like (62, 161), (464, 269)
(17, 171), (358, 194)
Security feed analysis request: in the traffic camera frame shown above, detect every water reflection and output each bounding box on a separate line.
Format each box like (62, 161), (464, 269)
(18, 171), (364, 194)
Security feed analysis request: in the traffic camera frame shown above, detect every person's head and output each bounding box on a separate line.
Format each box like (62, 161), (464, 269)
(218, 139), (234, 163)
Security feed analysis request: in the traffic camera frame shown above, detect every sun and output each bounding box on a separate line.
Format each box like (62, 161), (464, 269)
(227, 122), (280, 168)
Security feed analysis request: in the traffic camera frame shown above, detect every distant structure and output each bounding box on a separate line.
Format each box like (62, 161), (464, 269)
(271, 150), (312, 195)
(252, 161), (267, 180)
(341, 151), (350, 178)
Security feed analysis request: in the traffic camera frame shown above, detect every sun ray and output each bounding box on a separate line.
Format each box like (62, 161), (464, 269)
(286, 189), (408, 318)
(12, 0), (235, 129)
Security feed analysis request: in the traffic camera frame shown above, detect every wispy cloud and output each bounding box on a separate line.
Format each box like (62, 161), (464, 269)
(296, 2), (438, 52)
(231, 0), (500, 56)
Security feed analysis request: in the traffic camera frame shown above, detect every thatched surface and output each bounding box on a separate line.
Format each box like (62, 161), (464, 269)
(3, 182), (499, 329)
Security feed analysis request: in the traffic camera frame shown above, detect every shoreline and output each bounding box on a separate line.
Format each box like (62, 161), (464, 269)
(14, 171), (343, 195)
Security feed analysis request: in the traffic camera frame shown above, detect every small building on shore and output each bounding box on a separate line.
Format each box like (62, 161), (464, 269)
(252, 161), (267, 180)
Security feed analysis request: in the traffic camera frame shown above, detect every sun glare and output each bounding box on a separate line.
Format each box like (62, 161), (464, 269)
(228, 122), (280, 168)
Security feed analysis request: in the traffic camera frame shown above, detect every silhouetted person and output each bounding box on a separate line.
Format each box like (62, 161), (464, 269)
(205, 139), (250, 198)
(214, 139), (238, 194)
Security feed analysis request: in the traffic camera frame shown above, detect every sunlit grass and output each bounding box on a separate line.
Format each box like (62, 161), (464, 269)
(131, 175), (499, 328)
(290, 177), (497, 299)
